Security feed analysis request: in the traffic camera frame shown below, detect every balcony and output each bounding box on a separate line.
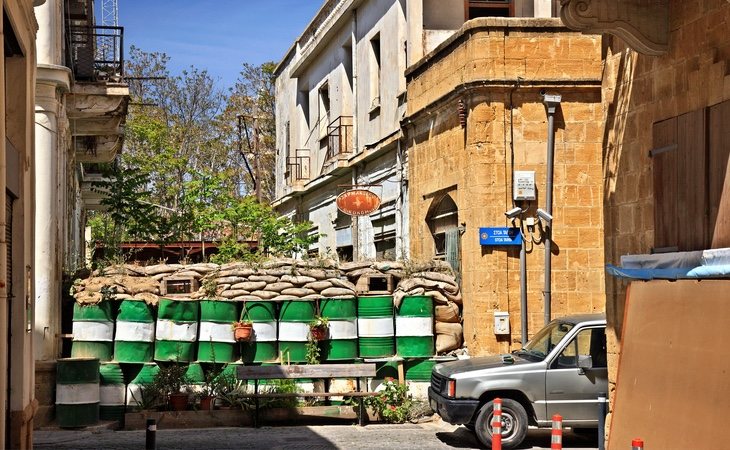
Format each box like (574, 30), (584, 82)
(286, 148), (311, 188)
(321, 116), (353, 175)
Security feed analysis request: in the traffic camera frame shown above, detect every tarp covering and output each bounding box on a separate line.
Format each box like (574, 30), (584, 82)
(607, 247), (730, 280)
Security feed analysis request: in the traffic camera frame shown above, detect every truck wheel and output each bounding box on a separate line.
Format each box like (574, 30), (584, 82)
(474, 398), (529, 450)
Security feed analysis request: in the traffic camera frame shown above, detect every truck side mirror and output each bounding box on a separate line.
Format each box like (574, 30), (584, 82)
(577, 355), (593, 373)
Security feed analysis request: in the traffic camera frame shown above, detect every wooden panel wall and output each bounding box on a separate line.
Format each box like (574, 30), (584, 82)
(709, 100), (730, 248)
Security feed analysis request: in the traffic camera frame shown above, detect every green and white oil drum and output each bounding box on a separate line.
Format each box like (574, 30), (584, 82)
(240, 301), (278, 363)
(114, 300), (155, 363)
(395, 295), (434, 357)
(99, 362), (125, 421)
(154, 298), (199, 362)
(197, 300), (238, 363)
(357, 296), (395, 357)
(71, 302), (114, 361)
(126, 363), (159, 409)
(278, 300), (315, 363)
(56, 358), (100, 428)
(321, 297), (358, 361)
(405, 358), (436, 381)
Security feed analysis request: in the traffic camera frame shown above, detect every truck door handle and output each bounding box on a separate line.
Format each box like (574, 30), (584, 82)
(550, 390), (564, 394)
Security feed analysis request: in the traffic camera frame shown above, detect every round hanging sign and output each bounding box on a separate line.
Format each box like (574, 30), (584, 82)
(336, 189), (381, 216)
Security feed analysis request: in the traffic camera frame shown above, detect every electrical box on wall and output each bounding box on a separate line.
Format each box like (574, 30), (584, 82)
(494, 311), (510, 335)
(513, 171), (536, 201)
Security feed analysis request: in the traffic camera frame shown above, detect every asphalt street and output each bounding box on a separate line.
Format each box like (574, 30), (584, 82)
(35, 421), (599, 450)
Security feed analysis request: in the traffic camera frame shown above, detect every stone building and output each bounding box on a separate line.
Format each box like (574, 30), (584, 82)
(33, 0), (129, 425)
(559, 0), (730, 437)
(403, 18), (605, 354)
(2, 1), (40, 447)
(273, 0), (562, 264)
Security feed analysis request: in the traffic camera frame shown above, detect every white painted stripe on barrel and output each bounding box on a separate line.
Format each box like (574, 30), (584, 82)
(252, 321), (277, 342)
(72, 321), (114, 342)
(115, 321), (155, 342)
(100, 384), (126, 406)
(278, 322), (309, 342)
(56, 383), (100, 404)
(357, 317), (394, 337)
(155, 319), (198, 342)
(328, 320), (358, 340)
(395, 316), (434, 336)
(198, 322), (236, 343)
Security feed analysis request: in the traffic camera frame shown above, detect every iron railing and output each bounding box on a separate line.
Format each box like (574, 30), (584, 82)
(286, 149), (311, 182)
(67, 25), (124, 81)
(325, 116), (353, 161)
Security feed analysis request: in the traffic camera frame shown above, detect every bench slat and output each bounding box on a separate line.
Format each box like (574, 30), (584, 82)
(236, 363), (376, 380)
(236, 392), (378, 398)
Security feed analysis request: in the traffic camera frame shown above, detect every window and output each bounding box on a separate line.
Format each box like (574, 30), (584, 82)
(427, 195), (458, 258)
(553, 327), (607, 370)
(318, 83), (330, 140)
(652, 100), (730, 251)
(369, 34), (381, 111)
(373, 215), (396, 261)
(465, 0), (513, 19)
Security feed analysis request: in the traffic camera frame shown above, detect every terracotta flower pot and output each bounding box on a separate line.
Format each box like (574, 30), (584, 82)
(199, 395), (214, 411)
(169, 393), (189, 411)
(234, 322), (254, 342)
(310, 325), (328, 341)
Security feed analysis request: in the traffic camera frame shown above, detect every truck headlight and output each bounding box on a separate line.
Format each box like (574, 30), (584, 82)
(447, 379), (456, 397)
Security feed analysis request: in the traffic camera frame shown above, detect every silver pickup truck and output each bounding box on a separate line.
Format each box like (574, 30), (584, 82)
(428, 314), (607, 449)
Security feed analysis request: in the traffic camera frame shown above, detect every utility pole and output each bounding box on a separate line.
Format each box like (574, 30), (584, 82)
(253, 117), (262, 202)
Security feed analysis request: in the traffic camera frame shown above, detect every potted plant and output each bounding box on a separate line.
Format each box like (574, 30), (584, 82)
(308, 316), (329, 341)
(234, 303), (254, 342)
(152, 363), (190, 411)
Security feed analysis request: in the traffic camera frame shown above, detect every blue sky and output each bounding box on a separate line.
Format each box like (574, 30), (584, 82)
(114, 1), (323, 89)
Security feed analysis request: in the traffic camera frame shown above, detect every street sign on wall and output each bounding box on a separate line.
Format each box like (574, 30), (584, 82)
(336, 189), (381, 216)
(479, 227), (522, 246)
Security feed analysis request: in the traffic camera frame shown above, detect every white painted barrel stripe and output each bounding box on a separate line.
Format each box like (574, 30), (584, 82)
(395, 317), (434, 337)
(72, 321), (114, 342)
(357, 317), (394, 337)
(115, 321), (155, 342)
(155, 319), (198, 342)
(278, 322), (310, 342)
(99, 384), (126, 406)
(198, 322), (236, 343)
(252, 321), (277, 342)
(328, 320), (358, 340)
(126, 384), (142, 406)
(56, 383), (100, 404)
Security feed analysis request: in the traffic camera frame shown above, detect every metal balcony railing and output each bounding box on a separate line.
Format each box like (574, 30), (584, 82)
(286, 149), (311, 183)
(325, 116), (353, 161)
(67, 25), (124, 81)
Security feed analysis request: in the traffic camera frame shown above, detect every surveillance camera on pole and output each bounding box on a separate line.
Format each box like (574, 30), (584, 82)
(536, 208), (552, 225)
(505, 207), (522, 219)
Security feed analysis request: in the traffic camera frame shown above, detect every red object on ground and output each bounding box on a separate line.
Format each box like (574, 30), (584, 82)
(551, 414), (563, 449)
(492, 398), (502, 450)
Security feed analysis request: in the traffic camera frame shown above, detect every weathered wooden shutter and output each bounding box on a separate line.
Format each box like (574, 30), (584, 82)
(709, 100), (730, 248)
(445, 227), (460, 278)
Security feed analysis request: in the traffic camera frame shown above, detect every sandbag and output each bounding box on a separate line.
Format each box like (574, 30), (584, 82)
(424, 290), (449, 305)
(304, 281), (333, 291)
(330, 278), (357, 291)
(321, 287), (356, 298)
(340, 261), (373, 272)
(297, 268), (328, 280)
(435, 322), (464, 353)
(220, 289), (250, 299)
(250, 290), (278, 300)
(248, 275), (279, 283)
(231, 281), (267, 291)
(435, 302), (461, 323)
(263, 282), (295, 293)
(280, 275), (317, 285)
(281, 287), (316, 297)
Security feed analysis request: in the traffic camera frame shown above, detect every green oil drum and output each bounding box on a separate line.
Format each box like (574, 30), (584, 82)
(404, 358), (436, 381)
(126, 363), (159, 409)
(278, 300), (315, 363)
(154, 299), (199, 362)
(357, 296), (395, 357)
(99, 363), (125, 421)
(240, 301), (278, 363)
(71, 302), (114, 361)
(56, 358), (100, 428)
(320, 298), (358, 361)
(396, 296), (434, 357)
(197, 300), (238, 363)
(114, 300), (155, 363)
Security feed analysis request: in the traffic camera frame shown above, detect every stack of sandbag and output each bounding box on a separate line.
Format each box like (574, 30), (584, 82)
(72, 267), (161, 305)
(193, 259), (356, 301)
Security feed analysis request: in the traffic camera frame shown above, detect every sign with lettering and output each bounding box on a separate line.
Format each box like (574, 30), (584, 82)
(336, 189), (381, 216)
(479, 227), (522, 246)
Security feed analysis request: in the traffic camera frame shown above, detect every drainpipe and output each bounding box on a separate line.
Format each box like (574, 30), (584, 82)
(542, 92), (561, 326)
(520, 236), (528, 346)
(352, 9), (358, 153)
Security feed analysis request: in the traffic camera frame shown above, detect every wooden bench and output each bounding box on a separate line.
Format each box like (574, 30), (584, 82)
(236, 363), (378, 427)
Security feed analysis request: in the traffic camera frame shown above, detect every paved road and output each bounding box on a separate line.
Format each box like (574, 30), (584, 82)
(35, 421), (598, 450)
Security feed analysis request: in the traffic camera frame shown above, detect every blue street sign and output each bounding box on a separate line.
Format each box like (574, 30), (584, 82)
(479, 227), (522, 246)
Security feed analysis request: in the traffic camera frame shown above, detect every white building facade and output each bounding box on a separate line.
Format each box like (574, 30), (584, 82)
(273, 0), (559, 262)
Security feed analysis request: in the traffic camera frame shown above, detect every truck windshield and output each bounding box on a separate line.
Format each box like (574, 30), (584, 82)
(518, 321), (575, 360)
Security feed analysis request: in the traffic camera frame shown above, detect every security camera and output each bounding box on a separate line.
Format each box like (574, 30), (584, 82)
(536, 208), (553, 225)
(505, 207), (522, 219)
(539, 89), (546, 97)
